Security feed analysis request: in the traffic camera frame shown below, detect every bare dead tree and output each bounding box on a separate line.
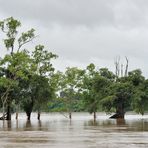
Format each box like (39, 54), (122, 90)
(121, 64), (123, 77)
(111, 56), (129, 119)
(115, 56), (129, 78)
(114, 56), (120, 80)
(124, 56), (129, 77)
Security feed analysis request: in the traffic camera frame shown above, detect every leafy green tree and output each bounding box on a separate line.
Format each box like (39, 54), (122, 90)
(57, 67), (84, 119)
(101, 69), (147, 119)
(17, 45), (57, 120)
(82, 64), (113, 121)
(31, 45), (57, 76)
(30, 45), (57, 120)
(0, 17), (35, 120)
(0, 17), (57, 121)
(0, 17), (35, 55)
(129, 70), (148, 115)
(20, 74), (54, 120)
(102, 81), (133, 118)
(0, 76), (16, 119)
(0, 50), (32, 120)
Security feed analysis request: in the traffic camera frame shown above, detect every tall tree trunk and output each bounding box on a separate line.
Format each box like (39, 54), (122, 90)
(26, 112), (31, 121)
(26, 120), (31, 128)
(16, 112), (18, 120)
(25, 100), (34, 121)
(15, 105), (19, 120)
(16, 119), (18, 129)
(69, 112), (72, 120)
(116, 102), (125, 118)
(6, 104), (11, 120)
(2, 103), (5, 120)
(110, 99), (125, 119)
(7, 120), (11, 129)
(37, 111), (40, 120)
(93, 112), (96, 121)
(116, 118), (125, 125)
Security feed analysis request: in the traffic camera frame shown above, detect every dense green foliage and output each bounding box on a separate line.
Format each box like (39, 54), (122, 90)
(1, 17), (148, 120)
(0, 17), (57, 120)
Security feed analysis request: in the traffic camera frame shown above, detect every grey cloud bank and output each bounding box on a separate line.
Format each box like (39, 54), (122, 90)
(0, 0), (148, 76)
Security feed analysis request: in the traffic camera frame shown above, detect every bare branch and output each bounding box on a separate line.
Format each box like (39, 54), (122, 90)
(124, 56), (129, 77)
(114, 56), (120, 78)
(121, 64), (123, 77)
(17, 35), (38, 52)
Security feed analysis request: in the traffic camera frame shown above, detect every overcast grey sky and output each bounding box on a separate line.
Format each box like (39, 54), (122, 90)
(0, 0), (148, 76)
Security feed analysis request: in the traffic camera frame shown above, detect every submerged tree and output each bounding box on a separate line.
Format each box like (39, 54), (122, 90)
(19, 45), (57, 121)
(0, 17), (57, 120)
(30, 45), (57, 120)
(101, 80), (133, 118)
(82, 64), (114, 121)
(21, 74), (54, 120)
(58, 67), (84, 119)
(0, 17), (36, 120)
(102, 57), (131, 119)
(101, 69), (148, 119)
(129, 69), (148, 115)
(0, 50), (31, 120)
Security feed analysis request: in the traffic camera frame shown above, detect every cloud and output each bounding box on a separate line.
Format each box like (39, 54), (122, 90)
(0, 0), (148, 76)
(0, 0), (115, 27)
(0, 0), (148, 28)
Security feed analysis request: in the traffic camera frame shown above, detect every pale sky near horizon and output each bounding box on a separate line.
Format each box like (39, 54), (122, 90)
(0, 0), (148, 77)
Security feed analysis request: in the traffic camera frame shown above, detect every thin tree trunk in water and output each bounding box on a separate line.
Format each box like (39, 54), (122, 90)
(16, 112), (18, 120)
(93, 112), (96, 121)
(26, 99), (34, 121)
(15, 105), (19, 120)
(26, 120), (31, 128)
(69, 112), (72, 120)
(26, 112), (31, 121)
(6, 104), (11, 120)
(16, 119), (18, 129)
(37, 112), (40, 120)
(7, 120), (11, 128)
(116, 118), (125, 125)
(2, 103), (5, 120)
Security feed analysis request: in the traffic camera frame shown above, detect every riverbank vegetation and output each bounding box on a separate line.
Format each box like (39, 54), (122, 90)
(0, 17), (148, 121)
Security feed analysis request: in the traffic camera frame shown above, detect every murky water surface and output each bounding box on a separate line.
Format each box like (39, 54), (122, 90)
(0, 113), (148, 148)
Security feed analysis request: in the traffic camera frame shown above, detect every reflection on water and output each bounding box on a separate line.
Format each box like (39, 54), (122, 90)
(0, 113), (148, 148)
(116, 118), (126, 125)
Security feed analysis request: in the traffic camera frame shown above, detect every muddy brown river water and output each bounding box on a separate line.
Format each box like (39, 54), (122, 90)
(0, 113), (148, 148)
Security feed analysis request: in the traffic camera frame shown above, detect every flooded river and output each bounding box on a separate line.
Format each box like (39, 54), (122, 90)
(0, 112), (148, 148)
